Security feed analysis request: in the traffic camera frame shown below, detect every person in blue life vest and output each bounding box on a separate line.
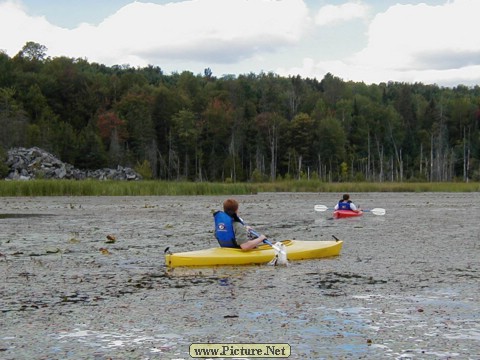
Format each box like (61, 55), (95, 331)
(334, 194), (361, 212)
(213, 198), (267, 250)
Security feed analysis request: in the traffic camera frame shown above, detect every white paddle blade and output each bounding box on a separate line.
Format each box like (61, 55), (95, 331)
(370, 208), (386, 215)
(272, 243), (287, 255)
(314, 204), (329, 212)
(268, 242), (289, 266)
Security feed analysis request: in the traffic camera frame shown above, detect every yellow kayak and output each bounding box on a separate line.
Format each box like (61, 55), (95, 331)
(165, 239), (343, 268)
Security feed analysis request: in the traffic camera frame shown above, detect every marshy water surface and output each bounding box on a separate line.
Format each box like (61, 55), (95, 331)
(0, 192), (479, 359)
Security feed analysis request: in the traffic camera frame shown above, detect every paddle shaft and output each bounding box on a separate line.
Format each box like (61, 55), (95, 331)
(248, 228), (274, 247)
(239, 217), (285, 253)
(314, 204), (385, 215)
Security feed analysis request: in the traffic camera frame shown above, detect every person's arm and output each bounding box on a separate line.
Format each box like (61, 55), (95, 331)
(239, 233), (267, 250)
(234, 222), (267, 250)
(334, 203), (339, 210)
(350, 203), (361, 212)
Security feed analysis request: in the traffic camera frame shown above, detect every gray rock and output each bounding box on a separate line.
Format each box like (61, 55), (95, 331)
(5, 147), (142, 181)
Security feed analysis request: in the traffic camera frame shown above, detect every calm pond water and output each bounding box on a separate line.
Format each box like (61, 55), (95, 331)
(0, 192), (479, 359)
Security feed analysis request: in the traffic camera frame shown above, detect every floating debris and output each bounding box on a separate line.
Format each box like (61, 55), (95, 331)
(99, 248), (110, 255)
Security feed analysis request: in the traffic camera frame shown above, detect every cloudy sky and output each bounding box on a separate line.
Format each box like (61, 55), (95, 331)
(1, 0), (479, 87)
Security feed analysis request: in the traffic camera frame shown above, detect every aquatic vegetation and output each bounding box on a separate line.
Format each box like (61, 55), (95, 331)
(0, 179), (478, 196)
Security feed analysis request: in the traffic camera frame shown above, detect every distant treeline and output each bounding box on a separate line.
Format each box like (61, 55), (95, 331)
(1, 41), (479, 182)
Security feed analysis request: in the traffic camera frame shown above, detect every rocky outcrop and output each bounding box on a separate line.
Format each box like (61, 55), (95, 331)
(5, 147), (142, 181)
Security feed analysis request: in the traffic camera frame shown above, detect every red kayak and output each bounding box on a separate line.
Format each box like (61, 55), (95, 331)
(333, 210), (363, 219)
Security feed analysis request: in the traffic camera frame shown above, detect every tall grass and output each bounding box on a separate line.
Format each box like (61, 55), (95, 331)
(1, 179), (479, 196)
(0, 180), (258, 196)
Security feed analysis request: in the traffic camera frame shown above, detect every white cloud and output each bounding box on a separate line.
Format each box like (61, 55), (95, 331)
(0, 1), (63, 54)
(353, 0), (480, 71)
(0, 0), (310, 67)
(283, 0), (480, 86)
(315, 1), (370, 26)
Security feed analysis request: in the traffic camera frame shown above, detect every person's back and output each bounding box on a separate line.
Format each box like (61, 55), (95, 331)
(213, 210), (240, 248)
(334, 194), (360, 212)
(337, 200), (352, 210)
(214, 198), (267, 250)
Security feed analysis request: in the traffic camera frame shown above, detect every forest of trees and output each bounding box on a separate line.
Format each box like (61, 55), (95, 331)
(1, 42), (479, 182)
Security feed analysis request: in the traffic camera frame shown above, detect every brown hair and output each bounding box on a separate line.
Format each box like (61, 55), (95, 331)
(342, 194), (350, 201)
(223, 198), (239, 216)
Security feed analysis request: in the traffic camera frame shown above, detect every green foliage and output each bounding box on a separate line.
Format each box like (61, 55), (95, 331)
(0, 146), (9, 178)
(134, 159), (153, 180)
(251, 168), (266, 183)
(75, 126), (108, 169)
(0, 87), (28, 149)
(317, 116), (347, 170)
(17, 41), (48, 61)
(1, 42), (479, 184)
(340, 162), (348, 181)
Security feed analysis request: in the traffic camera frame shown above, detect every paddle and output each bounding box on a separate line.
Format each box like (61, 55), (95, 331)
(314, 204), (386, 216)
(248, 229), (286, 254)
(239, 217), (286, 254)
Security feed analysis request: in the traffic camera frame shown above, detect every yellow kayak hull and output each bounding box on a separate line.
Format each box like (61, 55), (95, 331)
(165, 240), (343, 268)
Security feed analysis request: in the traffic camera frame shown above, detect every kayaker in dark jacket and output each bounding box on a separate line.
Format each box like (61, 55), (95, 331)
(214, 198), (267, 250)
(334, 194), (361, 212)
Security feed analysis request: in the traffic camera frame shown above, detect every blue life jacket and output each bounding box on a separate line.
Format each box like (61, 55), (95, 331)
(337, 200), (352, 210)
(213, 211), (240, 248)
